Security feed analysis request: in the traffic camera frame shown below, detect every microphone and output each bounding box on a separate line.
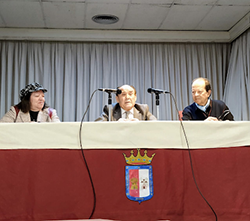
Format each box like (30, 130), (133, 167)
(147, 88), (169, 94)
(98, 88), (122, 94)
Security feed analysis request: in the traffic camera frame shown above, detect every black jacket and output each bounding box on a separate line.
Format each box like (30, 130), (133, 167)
(95, 103), (157, 121)
(182, 99), (234, 121)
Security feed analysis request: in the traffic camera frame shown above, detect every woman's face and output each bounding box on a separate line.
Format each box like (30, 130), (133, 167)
(30, 90), (45, 111)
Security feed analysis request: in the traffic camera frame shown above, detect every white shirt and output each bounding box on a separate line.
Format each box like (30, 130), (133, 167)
(121, 108), (134, 119)
(195, 99), (210, 112)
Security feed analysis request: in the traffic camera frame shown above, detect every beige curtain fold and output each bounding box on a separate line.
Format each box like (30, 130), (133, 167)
(0, 41), (233, 121)
(224, 29), (250, 120)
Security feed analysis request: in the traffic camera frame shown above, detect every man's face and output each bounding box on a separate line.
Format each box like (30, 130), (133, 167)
(30, 90), (45, 111)
(116, 85), (137, 111)
(192, 79), (211, 106)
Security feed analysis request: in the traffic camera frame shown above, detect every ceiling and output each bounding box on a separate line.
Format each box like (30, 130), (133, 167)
(0, 0), (250, 43)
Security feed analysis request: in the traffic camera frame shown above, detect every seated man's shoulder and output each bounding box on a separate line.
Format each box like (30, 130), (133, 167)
(183, 102), (196, 111)
(211, 99), (226, 106)
(135, 103), (149, 110)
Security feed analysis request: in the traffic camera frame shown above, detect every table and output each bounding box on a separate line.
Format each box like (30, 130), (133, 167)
(0, 121), (250, 221)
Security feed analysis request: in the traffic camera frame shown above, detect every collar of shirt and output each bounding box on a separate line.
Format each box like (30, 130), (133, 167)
(195, 99), (210, 112)
(121, 108), (134, 119)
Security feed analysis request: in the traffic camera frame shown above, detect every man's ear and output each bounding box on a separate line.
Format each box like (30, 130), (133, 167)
(115, 95), (119, 103)
(208, 90), (212, 97)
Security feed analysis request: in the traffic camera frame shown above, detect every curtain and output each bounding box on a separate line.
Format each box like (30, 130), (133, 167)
(224, 28), (250, 120)
(0, 41), (231, 122)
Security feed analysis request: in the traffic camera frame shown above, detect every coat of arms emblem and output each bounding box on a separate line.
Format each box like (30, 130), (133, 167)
(123, 149), (155, 203)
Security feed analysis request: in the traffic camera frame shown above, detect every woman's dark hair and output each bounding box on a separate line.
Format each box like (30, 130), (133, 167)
(16, 92), (48, 113)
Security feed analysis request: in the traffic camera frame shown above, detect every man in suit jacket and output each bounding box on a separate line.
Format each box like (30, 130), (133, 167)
(182, 77), (234, 121)
(95, 85), (157, 121)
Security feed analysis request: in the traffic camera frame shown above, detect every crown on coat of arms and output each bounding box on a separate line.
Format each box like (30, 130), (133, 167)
(123, 148), (155, 165)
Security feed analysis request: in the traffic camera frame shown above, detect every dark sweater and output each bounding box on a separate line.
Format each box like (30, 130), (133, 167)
(182, 99), (234, 121)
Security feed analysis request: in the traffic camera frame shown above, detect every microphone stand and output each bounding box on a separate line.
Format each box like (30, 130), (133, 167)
(155, 93), (160, 120)
(108, 92), (112, 121)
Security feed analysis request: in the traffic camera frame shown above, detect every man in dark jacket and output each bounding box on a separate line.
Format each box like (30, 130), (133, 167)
(182, 78), (234, 121)
(95, 84), (157, 121)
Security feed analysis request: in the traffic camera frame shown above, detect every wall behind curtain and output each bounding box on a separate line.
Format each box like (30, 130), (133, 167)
(224, 28), (250, 120)
(0, 41), (231, 122)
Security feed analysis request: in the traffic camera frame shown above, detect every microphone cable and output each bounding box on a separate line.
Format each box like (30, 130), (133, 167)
(168, 92), (218, 221)
(79, 89), (98, 219)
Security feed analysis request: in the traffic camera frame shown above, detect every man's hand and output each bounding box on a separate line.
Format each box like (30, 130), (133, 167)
(118, 118), (139, 122)
(204, 116), (218, 121)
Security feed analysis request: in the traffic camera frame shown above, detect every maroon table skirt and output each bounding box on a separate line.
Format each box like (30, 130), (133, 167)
(0, 147), (249, 221)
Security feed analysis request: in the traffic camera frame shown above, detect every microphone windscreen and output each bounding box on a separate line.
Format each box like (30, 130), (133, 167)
(147, 88), (152, 93)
